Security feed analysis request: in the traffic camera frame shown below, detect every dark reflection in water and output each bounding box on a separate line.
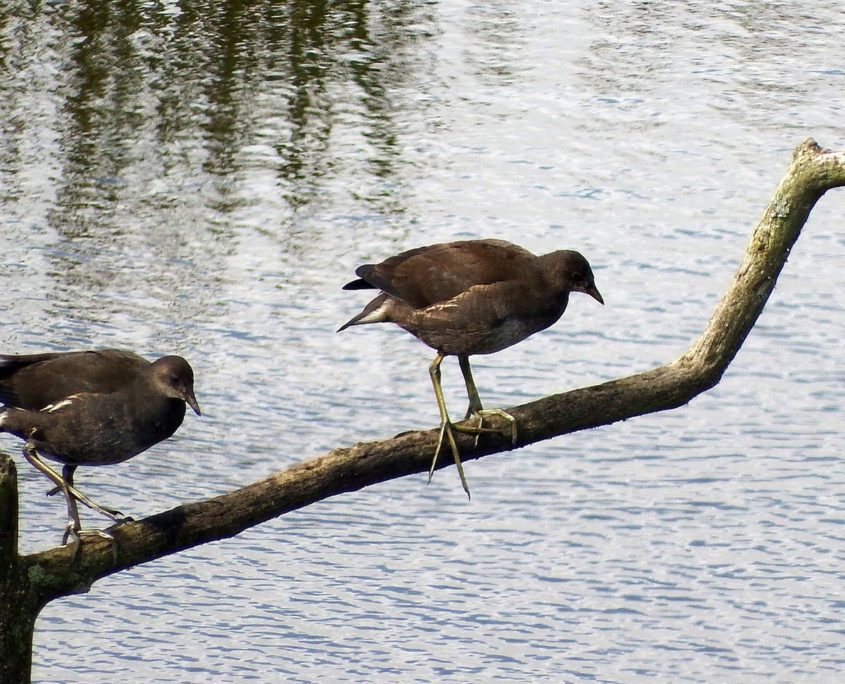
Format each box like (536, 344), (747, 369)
(460, 1), (526, 85)
(0, 0), (435, 328)
(1, 1), (843, 681)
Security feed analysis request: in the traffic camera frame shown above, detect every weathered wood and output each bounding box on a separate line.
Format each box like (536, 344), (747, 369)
(1, 453), (45, 684)
(2, 139), (844, 682)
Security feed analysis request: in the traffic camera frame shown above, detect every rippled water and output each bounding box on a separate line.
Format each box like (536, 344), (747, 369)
(2, 1), (844, 682)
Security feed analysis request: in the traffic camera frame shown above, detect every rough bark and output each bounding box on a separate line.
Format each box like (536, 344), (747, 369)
(0, 457), (48, 684)
(1, 139), (844, 682)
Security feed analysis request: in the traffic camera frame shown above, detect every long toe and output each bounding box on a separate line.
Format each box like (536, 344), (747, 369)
(429, 420), (450, 482)
(65, 484), (126, 522)
(483, 408), (517, 444)
(455, 408), (518, 446)
(79, 527), (119, 562)
(79, 527), (115, 542)
(429, 419), (471, 498)
(100, 504), (126, 519)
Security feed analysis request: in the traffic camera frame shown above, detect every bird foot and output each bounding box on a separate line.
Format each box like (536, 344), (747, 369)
(62, 519), (82, 549)
(458, 408), (518, 446)
(428, 410), (518, 499)
(429, 420), (471, 499)
(79, 527), (115, 542)
(62, 523), (123, 563)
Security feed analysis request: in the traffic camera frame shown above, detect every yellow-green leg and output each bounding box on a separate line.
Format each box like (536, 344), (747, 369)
(428, 354), (471, 498)
(22, 443), (84, 547)
(49, 464), (125, 519)
(428, 354), (520, 497)
(23, 443), (125, 547)
(457, 354), (518, 444)
(458, 354), (484, 419)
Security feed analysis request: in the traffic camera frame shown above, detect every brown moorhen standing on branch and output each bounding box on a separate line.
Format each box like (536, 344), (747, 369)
(339, 239), (603, 497)
(0, 349), (201, 545)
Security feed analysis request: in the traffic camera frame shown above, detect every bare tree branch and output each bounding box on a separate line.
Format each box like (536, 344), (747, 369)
(6, 137), (845, 610)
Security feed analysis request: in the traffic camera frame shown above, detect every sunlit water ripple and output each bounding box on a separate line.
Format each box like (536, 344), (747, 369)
(1, 1), (842, 681)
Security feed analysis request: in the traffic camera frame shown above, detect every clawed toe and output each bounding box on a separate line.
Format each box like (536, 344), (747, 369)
(104, 516), (134, 536)
(481, 408), (518, 444)
(456, 408), (518, 445)
(427, 408), (519, 499)
(46, 484), (123, 518)
(79, 527), (115, 542)
(61, 525), (121, 563)
(429, 419), (470, 498)
(100, 504), (126, 520)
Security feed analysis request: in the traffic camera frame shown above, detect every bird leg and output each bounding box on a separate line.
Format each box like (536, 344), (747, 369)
(48, 464), (126, 519)
(458, 355), (485, 419)
(57, 463), (120, 560)
(22, 443), (84, 546)
(56, 464), (124, 560)
(457, 355), (518, 445)
(427, 355), (519, 497)
(22, 443), (127, 547)
(428, 354), (471, 498)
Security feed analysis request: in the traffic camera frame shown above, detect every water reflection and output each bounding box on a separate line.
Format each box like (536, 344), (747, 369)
(460, 1), (526, 85)
(2, 1), (844, 682)
(581, 2), (838, 116)
(0, 0), (437, 332)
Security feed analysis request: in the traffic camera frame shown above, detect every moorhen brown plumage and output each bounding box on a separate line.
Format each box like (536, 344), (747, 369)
(339, 239), (603, 496)
(0, 349), (201, 544)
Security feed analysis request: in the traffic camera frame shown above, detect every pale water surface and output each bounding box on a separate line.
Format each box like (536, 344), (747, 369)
(1, 1), (843, 682)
